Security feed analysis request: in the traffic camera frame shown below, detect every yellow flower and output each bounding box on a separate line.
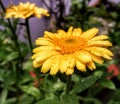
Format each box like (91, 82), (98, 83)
(32, 27), (113, 75)
(5, 2), (49, 19)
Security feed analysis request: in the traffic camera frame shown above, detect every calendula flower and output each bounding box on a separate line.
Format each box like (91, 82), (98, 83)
(32, 27), (113, 75)
(5, 2), (49, 19)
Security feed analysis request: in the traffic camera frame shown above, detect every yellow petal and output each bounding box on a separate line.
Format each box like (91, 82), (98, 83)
(98, 47), (113, 56)
(75, 51), (92, 63)
(50, 56), (60, 75)
(31, 52), (40, 59)
(85, 47), (113, 58)
(88, 35), (109, 42)
(81, 28), (98, 40)
(35, 38), (54, 46)
(57, 30), (66, 37)
(41, 56), (54, 73)
(34, 51), (58, 63)
(87, 62), (96, 70)
(76, 60), (86, 72)
(33, 60), (43, 68)
(89, 53), (104, 64)
(33, 46), (55, 53)
(44, 31), (56, 40)
(72, 28), (82, 37)
(67, 26), (73, 36)
(59, 55), (68, 73)
(66, 55), (75, 68)
(85, 47), (112, 57)
(66, 68), (74, 75)
(87, 40), (112, 47)
(102, 53), (112, 60)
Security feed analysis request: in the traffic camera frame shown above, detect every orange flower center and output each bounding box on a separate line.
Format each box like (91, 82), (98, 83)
(55, 37), (87, 54)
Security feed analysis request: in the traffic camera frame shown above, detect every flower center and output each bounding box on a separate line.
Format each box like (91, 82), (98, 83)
(55, 37), (87, 54)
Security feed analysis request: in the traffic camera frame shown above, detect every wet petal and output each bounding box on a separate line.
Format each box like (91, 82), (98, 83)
(87, 62), (96, 70)
(66, 55), (76, 68)
(76, 60), (86, 72)
(81, 28), (98, 40)
(59, 55), (68, 73)
(87, 40), (112, 47)
(50, 56), (60, 75)
(75, 51), (92, 63)
(35, 38), (54, 46)
(41, 56), (55, 73)
(89, 53), (104, 64)
(72, 28), (82, 37)
(33, 60), (43, 68)
(67, 26), (73, 36)
(88, 35), (109, 41)
(44, 31), (57, 39)
(33, 46), (55, 53)
(66, 68), (74, 75)
(34, 51), (58, 63)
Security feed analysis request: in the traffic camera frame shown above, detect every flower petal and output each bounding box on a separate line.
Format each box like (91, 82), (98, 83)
(35, 38), (54, 46)
(34, 51), (58, 63)
(50, 56), (60, 75)
(44, 31), (56, 40)
(75, 51), (92, 63)
(76, 60), (86, 72)
(87, 62), (96, 70)
(33, 46), (55, 53)
(88, 35), (109, 41)
(67, 26), (73, 36)
(66, 68), (74, 75)
(66, 55), (76, 68)
(81, 28), (98, 40)
(57, 30), (66, 37)
(72, 28), (82, 37)
(87, 40), (112, 47)
(33, 60), (43, 68)
(41, 56), (55, 73)
(32, 52), (40, 59)
(59, 55), (68, 73)
(89, 53), (104, 64)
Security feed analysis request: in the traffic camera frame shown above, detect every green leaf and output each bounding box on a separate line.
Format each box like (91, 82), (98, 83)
(19, 85), (41, 99)
(60, 94), (79, 104)
(100, 80), (116, 90)
(0, 69), (16, 86)
(1, 52), (19, 65)
(107, 89), (120, 104)
(23, 59), (33, 71)
(0, 89), (8, 104)
(70, 74), (100, 94)
(36, 93), (60, 104)
(36, 99), (60, 104)
(18, 94), (34, 104)
(53, 82), (65, 91)
(71, 74), (80, 82)
(5, 97), (16, 104)
(19, 74), (32, 84)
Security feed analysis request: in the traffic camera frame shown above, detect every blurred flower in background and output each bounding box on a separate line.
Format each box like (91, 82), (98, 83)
(5, 2), (49, 19)
(108, 64), (120, 79)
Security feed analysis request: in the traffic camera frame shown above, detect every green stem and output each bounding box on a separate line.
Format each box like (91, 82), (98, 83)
(66, 75), (72, 94)
(0, 1), (23, 103)
(0, 0), (23, 59)
(25, 18), (33, 54)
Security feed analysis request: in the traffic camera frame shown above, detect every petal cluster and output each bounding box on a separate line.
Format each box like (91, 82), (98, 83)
(32, 27), (113, 75)
(5, 2), (49, 19)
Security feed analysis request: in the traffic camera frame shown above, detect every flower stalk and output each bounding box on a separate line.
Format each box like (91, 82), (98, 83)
(0, 0), (23, 59)
(25, 18), (33, 54)
(66, 75), (72, 94)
